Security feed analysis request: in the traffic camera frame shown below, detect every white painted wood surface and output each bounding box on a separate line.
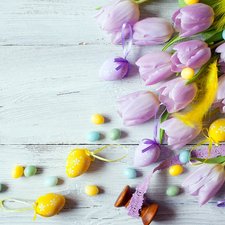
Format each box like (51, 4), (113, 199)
(1, 0), (225, 224)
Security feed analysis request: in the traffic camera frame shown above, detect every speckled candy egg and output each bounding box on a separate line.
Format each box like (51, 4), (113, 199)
(134, 140), (160, 167)
(35, 193), (65, 218)
(209, 118), (225, 143)
(66, 149), (91, 178)
(99, 57), (128, 81)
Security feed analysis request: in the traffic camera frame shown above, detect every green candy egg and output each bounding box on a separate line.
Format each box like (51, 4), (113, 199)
(166, 185), (179, 197)
(0, 184), (2, 192)
(109, 128), (121, 141)
(24, 165), (37, 177)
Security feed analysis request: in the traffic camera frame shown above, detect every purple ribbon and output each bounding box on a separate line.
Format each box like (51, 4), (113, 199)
(141, 103), (169, 155)
(114, 22), (133, 76)
(217, 199), (225, 207)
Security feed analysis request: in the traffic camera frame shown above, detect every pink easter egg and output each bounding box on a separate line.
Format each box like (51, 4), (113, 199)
(134, 140), (160, 167)
(99, 57), (129, 81)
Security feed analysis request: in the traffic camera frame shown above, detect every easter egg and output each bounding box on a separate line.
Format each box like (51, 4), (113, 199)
(85, 185), (99, 196)
(91, 114), (104, 125)
(24, 165), (37, 177)
(166, 186), (179, 197)
(134, 141), (160, 167)
(86, 131), (100, 142)
(12, 165), (24, 179)
(184, 0), (199, 5)
(124, 168), (137, 179)
(35, 193), (65, 217)
(181, 68), (195, 80)
(45, 176), (58, 187)
(108, 128), (121, 141)
(66, 149), (91, 178)
(99, 57), (129, 81)
(169, 165), (183, 176)
(0, 184), (2, 192)
(179, 150), (190, 163)
(209, 118), (225, 143)
(223, 30), (225, 40)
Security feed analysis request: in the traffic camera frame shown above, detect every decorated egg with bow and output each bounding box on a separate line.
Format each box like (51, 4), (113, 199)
(99, 57), (129, 81)
(134, 139), (161, 167)
(66, 149), (91, 178)
(35, 193), (65, 218)
(209, 118), (225, 143)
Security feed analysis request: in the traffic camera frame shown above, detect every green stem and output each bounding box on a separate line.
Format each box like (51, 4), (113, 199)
(161, 34), (186, 51)
(185, 54), (220, 85)
(133, 0), (148, 3)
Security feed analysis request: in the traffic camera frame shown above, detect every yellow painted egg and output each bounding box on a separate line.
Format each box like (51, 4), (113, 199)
(169, 165), (183, 176)
(35, 193), (65, 217)
(66, 149), (91, 178)
(209, 118), (225, 143)
(12, 165), (24, 179)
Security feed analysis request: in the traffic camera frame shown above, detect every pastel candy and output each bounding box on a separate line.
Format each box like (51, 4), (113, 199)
(85, 185), (99, 196)
(86, 131), (100, 142)
(99, 57), (128, 81)
(179, 150), (190, 163)
(109, 128), (121, 140)
(12, 165), (24, 179)
(24, 165), (37, 177)
(45, 176), (58, 187)
(166, 186), (179, 196)
(124, 168), (137, 179)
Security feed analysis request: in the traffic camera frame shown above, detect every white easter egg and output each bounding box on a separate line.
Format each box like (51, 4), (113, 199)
(99, 57), (129, 81)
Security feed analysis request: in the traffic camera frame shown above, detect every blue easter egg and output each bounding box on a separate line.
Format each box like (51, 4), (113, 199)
(124, 168), (137, 179)
(222, 30), (225, 40)
(45, 176), (58, 187)
(86, 131), (100, 142)
(179, 150), (190, 163)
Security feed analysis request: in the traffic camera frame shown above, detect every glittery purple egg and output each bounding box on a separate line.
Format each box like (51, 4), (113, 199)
(99, 57), (129, 81)
(134, 140), (160, 167)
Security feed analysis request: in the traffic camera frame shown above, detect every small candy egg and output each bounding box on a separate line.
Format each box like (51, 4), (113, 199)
(179, 150), (190, 163)
(91, 114), (104, 125)
(169, 165), (183, 176)
(66, 149), (91, 178)
(181, 68), (195, 80)
(12, 165), (24, 179)
(184, 0), (199, 5)
(35, 193), (65, 217)
(0, 184), (2, 192)
(24, 165), (37, 177)
(108, 128), (121, 141)
(166, 186), (180, 197)
(124, 168), (137, 179)
(222, 30), (225, 40)
(86, 131), (100, 142)
(99, 57), (129, 81)
(209, 118), (225, 143)
(85, 185), (99, 196)
(45, 176), (58, 187)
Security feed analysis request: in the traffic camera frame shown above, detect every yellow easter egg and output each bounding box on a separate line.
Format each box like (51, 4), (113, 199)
(169, 165), (183, 176)
(35, 193), (65, 217)
(209, 118), (225, 143)
(12, 165), (24, 179)
(66, 149), (91, 178)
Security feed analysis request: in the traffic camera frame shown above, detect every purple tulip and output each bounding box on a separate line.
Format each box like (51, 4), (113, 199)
(117, 91), (160, 126)
(94, 0), (140, 44)
(171, 39), (211, 72)
(216, 43), (225, 73)
(155, 77), (197, 113)
(212, 74), (225, 113)
(172, 3), (214, 38)
(132, 17), (174, 45)
(182, 163), (225, 207)
(160, 117), (201, 150)
(136, 51), (174, 85)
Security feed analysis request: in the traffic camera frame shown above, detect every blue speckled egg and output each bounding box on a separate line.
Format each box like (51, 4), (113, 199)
(45, 176), (58, 187)
(86, 131), (100, 142)
(124, 168), (137, 179)
(179, 150), (190, 163)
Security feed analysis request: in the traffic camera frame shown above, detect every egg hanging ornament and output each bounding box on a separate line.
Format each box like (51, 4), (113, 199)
(66, 145), (128, 178)
(208, 118), (225, 143)
(99, 22), (132, 81)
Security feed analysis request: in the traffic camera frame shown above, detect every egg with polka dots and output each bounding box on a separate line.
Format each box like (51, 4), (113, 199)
(66, 149), (91, 178)
(35, 193), (65, 218)
(99, 57), (129, 81)
(209, 118), (225, 143)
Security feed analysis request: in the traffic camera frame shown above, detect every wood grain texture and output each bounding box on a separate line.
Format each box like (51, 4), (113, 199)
(1, 0), (225, 224)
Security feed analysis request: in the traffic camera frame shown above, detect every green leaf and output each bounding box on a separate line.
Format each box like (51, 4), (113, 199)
(162, 34), (186, 51)
(191, 156), (225, 164)
(95, 7), (102, 10)
(202, 29), (219, 39)
(159, 109), (170, 144)
(178, 0), (188, 7)
(204, 31), (223, 44)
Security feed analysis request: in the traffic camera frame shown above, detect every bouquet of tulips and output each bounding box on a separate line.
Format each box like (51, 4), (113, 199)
(94, 0), (225, 210)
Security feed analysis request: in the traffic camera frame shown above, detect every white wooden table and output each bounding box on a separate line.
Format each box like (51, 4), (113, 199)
(1, 0), (225, 224)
